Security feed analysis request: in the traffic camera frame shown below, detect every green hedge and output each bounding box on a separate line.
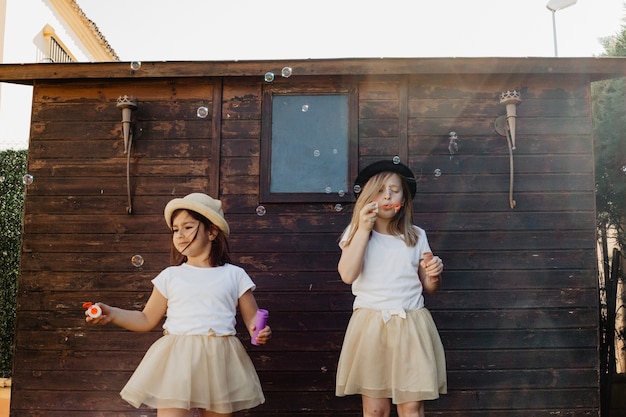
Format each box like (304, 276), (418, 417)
(0, 149), (27, 378)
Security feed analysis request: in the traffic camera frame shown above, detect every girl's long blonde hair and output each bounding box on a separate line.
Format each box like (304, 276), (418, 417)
(344, 172), (418, 247)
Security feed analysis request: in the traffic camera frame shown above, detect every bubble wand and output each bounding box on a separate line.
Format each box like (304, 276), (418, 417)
(82, 302), (102, 318)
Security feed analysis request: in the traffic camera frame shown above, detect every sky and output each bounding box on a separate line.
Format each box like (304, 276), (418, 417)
(1, 0), (625, 150)
(78, 0), (624, 61)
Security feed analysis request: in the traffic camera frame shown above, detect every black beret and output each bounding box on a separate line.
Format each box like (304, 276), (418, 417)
(354, 160), (416, 199)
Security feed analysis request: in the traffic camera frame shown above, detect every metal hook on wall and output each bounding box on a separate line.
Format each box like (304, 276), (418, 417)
(116, 95), (138, 214)
(494, 90), (521, 209)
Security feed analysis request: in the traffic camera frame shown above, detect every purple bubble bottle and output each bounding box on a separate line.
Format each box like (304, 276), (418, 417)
(251, 309), (269, 346)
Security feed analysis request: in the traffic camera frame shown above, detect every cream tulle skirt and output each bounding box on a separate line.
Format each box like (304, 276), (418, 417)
(120, 334), (265, 413)
(336, 308), (447, 404)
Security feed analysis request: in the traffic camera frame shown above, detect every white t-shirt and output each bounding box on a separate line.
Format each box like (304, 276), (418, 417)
(152, 263), (256, 336)
(340, 226), (431, 312)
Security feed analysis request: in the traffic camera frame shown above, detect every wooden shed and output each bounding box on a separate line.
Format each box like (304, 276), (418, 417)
(1, 57), (625, 417)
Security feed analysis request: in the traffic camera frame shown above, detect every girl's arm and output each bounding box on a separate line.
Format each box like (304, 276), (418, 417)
(337, 228), (370, 284)
(338, 202), (378, 284)
(85, 286), (167, 332)
(418, 255), (444, 293)
(239, 289), (271, 345)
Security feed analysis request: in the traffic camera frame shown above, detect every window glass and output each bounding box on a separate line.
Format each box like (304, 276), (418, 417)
(269, 94), (349, 195)
(261, 82), (357, 203)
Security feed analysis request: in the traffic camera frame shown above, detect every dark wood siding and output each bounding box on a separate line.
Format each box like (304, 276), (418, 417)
(6, 59), (602, 417)
(405, 73), (598, 416)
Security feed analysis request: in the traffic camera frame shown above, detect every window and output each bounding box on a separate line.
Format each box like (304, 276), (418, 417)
(261, 83), (357, 202)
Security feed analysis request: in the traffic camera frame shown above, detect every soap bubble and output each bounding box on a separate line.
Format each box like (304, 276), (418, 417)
(313, 149), (320, 157)
(321, 366), (328, 373)
(434, 169), (442, 177)
(256, 205), (266, 216)
(353, 184), (361, 194)
(264, 72), (275, 82)
(22, 174), (34, 185)
(130, 61), (141, 70)
(393, 156), (400, 164)
(131, 254), (144, 267)
(301, 104), (309, 112)
(196, 106), (209, 118)
(334, 204), (343, 212)
(325, 186), (332, 194)
(338, 190), (345, 197)
(281, 67), (292, 78)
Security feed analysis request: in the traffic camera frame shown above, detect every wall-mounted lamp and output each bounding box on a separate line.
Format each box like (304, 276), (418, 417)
(116, 95), (138, 154)
(494, 90), (521, 209)
(116, 95), (138, 214)
(495, 90), (521, 149)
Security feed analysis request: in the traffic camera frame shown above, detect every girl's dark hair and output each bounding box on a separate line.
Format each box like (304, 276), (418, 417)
(169, 209), (231, 266)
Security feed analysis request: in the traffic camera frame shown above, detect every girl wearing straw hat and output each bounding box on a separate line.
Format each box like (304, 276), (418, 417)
(336, 160), (446, 417)
(85, 193), (270, 417)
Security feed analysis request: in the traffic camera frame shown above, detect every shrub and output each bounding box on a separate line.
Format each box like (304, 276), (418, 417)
(0, 149), (27, 378)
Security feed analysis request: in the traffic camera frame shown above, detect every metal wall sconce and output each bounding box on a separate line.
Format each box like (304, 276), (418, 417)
(116, 95), (138, 214)
(116, 95), (138, 154)
(494, 90), (521, 209)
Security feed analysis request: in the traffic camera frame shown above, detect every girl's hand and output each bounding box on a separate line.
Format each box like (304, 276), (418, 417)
(420, 254), (443, 293)
(252, 325), (272, 345)
(84, 302), (114, 325)
(359, 201), (379, 231)
(421, 255), (444, 278)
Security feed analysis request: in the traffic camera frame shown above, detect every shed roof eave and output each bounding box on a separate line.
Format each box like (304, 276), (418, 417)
(0, 57), (625, 85)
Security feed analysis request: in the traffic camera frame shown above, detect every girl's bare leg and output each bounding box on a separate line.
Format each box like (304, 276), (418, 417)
(362, 395), (391, 417)
(157, 409), (194, 417)
(157, 409), (232, 417)
(198, 409), (232, 417)
(397, 401), (424, 417)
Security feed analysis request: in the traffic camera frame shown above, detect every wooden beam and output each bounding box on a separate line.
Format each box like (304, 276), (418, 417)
(0, 57), (625, 86)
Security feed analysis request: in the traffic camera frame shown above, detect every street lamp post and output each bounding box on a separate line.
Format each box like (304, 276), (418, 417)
(546, 0), (577, 57)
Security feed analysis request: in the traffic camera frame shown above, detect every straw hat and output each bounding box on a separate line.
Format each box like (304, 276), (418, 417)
(164, 193), (230, 237)
(354, 160), (417, 199)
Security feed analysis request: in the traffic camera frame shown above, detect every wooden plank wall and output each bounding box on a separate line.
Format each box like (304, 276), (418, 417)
(403, 74), (598, 416)
(14, 78), (219, 417)
(11, 70), (599, 417)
